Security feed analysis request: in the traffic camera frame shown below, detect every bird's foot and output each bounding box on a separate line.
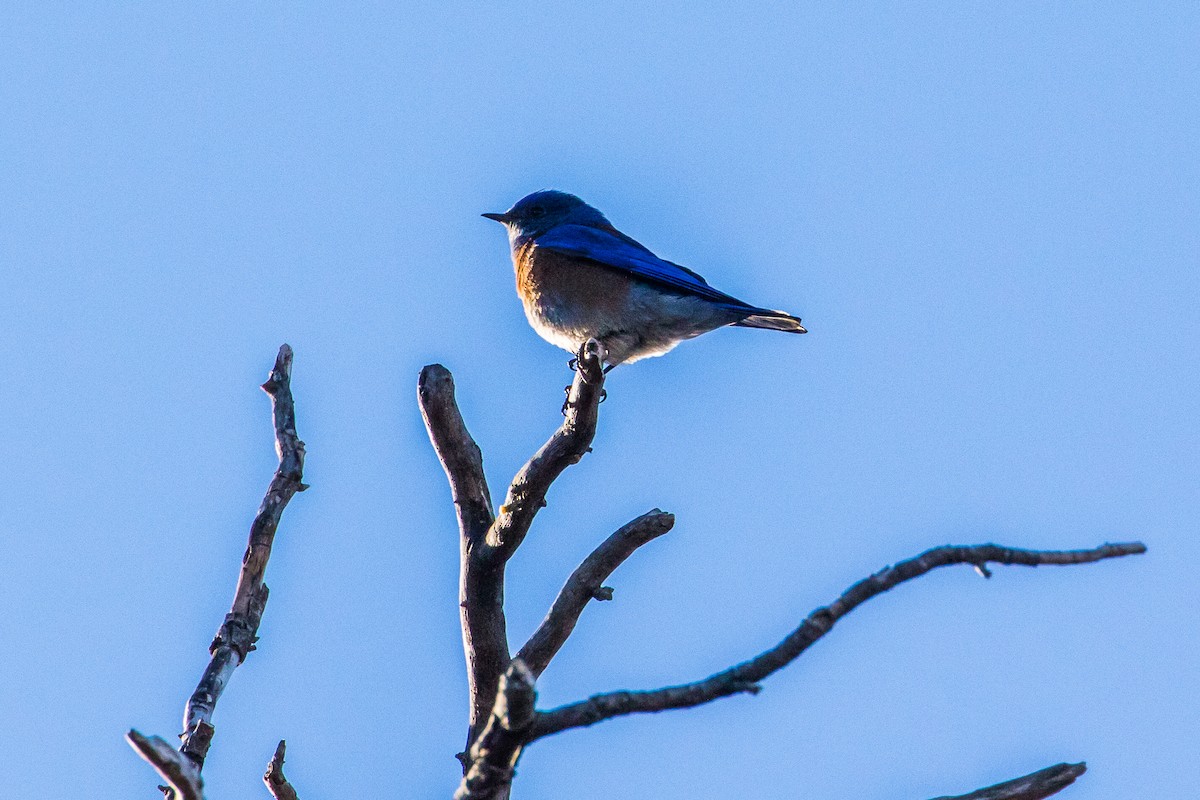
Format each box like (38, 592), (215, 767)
(562, 385), (607, 415)
(573, 341), (591, 374)
(574, 341), (612, 384)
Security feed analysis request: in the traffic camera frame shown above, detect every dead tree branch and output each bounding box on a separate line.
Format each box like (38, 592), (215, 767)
(930, 762), (1087, 800)
(529, 541), (1145, 740)
(419, 363), (503, 748)
(126, 730), (204, 800)
(487, 338), (606, 558)
(127, 344), (307, 794)
(420, 339), (606, 748)
(417, 365), (495, 543)
(423, 344), (1143, 799)
(264, 740), (301, 800)
(454, 660), (538, 800)
(516, 510), (675, 678)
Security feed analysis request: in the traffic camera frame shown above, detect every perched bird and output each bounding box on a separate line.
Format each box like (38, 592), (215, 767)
(484, 190), (805, 367)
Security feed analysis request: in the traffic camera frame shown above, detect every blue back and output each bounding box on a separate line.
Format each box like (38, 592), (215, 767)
(535, 224), (759, 312)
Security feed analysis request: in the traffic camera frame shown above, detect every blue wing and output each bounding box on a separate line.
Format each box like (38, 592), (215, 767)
(534, 224), (756, 311)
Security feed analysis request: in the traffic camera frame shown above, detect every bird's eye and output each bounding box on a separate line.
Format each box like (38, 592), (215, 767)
(528, 205), (545, 217)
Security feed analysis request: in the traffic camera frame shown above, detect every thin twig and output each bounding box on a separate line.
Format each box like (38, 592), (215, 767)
(455, 661), (538, 800)
(516, 510), (675, 677)
(127, 345), (306, 792)
(264, 740), (300, 800)
(930, 762), (1087, 800)
(529, 541), (1145, 740)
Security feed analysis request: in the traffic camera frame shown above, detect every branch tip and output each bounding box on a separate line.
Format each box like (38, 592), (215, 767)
(517, 509), (677, 677)
(577, 337), (606, 379)
(930, 761), (1087, 800)
(418, 363), (454, 398)
(261, 344), (294, 395)
(264, 739), (300, 800)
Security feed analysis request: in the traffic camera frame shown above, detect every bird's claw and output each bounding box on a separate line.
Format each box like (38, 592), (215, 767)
(561, 386), (607, 414)
(568, 357), (579, 372)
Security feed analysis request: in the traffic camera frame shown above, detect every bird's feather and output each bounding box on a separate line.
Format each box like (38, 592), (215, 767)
(534, 224), (762, 313)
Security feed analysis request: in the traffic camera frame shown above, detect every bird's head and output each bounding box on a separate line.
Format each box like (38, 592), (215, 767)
(483, 190), (610, 242)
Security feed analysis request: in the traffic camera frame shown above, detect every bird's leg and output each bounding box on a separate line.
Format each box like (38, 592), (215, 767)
(563, 338), (609, 414)
(602, 364), (615, 374)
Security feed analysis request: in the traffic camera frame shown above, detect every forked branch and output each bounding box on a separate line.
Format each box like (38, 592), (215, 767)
(419, 339), (607, 746)
(455, 660), (538, 800)
(529, 541), (1145, 740)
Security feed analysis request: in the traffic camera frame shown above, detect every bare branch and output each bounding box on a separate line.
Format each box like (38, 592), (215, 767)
(930, 762), (1087, 800)
(486, 338), (606, 559)
(455, 660), (538, 800)
(174, 344), (307, 769)
(419, 340), (607, 747)
(125, 345), (306, 796)
(419, 363), (506, 746)
(263, 740), (300, 800)
(530, 541), (1146, 740)
(126, 730), (203, 800)
(516, 510), (675, 677)
(418, 364), (495, 544)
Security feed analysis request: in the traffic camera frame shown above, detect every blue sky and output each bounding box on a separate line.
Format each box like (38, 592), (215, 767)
(0, 3), (1195, 798)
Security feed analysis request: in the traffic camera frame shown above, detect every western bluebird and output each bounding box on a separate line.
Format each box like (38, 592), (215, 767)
(484, 190), (806, 368)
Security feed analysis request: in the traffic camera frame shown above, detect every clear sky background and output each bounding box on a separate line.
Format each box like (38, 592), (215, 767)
(0, 3), (1195, 799)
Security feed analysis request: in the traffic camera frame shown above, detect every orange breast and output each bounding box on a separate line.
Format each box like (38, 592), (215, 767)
(516, 243), (633, 318)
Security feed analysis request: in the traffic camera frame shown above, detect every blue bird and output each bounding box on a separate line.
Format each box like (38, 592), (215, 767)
(483, 190), (806, 368)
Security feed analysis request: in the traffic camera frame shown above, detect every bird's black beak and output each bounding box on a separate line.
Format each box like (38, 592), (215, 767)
(481, 212), (511, 223)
